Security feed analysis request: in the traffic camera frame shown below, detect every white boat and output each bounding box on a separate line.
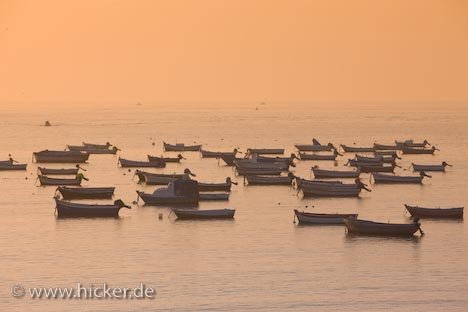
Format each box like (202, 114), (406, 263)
(372, 172), (431, 184)
(412, 162), (451, 172)
(172, 208), (235, 219)
(294, 209), (358, 224)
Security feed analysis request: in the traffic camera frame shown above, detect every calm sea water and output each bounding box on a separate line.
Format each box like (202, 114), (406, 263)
(1, 103), (467, 311)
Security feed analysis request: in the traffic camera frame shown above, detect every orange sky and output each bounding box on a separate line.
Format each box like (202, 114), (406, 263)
(1, 0), (467, 106)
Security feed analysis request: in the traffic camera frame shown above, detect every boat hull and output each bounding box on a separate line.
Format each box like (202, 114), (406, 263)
(57, 187), (115, 200)
(137, 191), (198, 206)
(55, 199), (122, 217)
(119, 158), (166, 168)
(341, 145), (375, 153)
(294, 210), (358, 224)
(0, 163), (27, 170)
(412, 164), (445, 172)
(405, 205), (463, 219)
(173, 208), (235, 219)
(372, 173), (423, 184)
(312, 168), (360, 179)
(246, 175), (293, 185)
(345, 218), (420, 236)
(38, 167), (79, 175)
(295, 144), (332, 152)
(164, 143), (201, 151)
(33, 151), (89, 163)
(39, 175), (81, 186)
(199, 193), (230, 201)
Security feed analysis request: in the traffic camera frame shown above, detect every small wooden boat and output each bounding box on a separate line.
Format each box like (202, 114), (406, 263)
(136, 179), (199, 206)
(83, 142), (112, 150)
(298, 179), (369, 197)
(200, 149), (238, 158)
(373, 143), (401, 150)
(294, 209), (358, 225)
(0, 160), (14, 165)
(118, 157), (166, 168)
(55, 198), (130, 217)
(340, 144), (375, 153)
(344, 218), (423, 236)
(0, 162), (27, 170)
(395, 140), (430, 148)
(246, 148), (284, 155)
(298, 152), (338, 161)
(33, 150), (89, 163)
(38, 175), (83, 186)
(412, 162), (451, 172)
(246, 174), (294, 185)
(68, 145), (119, 154)
(163, 142), (201, 152)
(312, 166), (360, 179)
(359, 164), (396, 173)
(236, 167), (283, 176)
(56, 186), (115, 200)
(355, 154), (395, 163)
(234, 159), (290, 170)
(405, 204), (463, 219)
(294, 143), (335, 152)
(199, 193), (230, 201)
(198, 177), (236, 192)
(372, 172), (430, 184)
(135, 170), (184, 184)
(255, 154), (297, 164)
(172, 208), (235, 219)
(348, 159), (383, 167)
(374, 150), (400, 157)
(38, 167), (79, 175)
(402, 146), (438, 155)
(148, 154), (185, 163)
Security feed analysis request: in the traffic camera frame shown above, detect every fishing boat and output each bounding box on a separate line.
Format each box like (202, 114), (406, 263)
(83, 142), (112, 150)
(234, 159), (290, 170)
(198, 177), (236, 192)
(38, 167), (79, 175)
(56, 186), (115, 200)
(246, 174), (294, 185)
(33, 150), (89, 163)
(358, 164), (396, 173)
(199, 193), (230, 201)
(68, 145), (119, 154)
(297, 178), (370, 197)
(312, 166), (361, 179)
(0, 162), (27, 170)
(294, 143), (335, 152)
(395, 140), (430, 148)
(255, 154), (297, 164)
(136, 179), (199, 205)
(373, 143), (401, 150)
(135, 170), (184, 184)
(402, 146), (438, 155)
(148, 154), (185, 163)
(118, 157), (166, 168)
(298, 152), (339, 161)
(294, 209), (358, 225)
(374, 150), (400, 157)
(412, 162), (451, 172)
(200, 149), (238, 158)
(0, 160), (14, 165)
(246, 148), (284, 155)
(340, 144), (375, 153)
(348, 159), (383, 167)
(355, 154), (395, 163)
(55, 198), (130, 217)
(38, 175), (83, 186)
(236, 167), (283, 176)
(163, 142), (202, 152)
(405, 204), (464, 219)
(172, 208), (235, 220)
(344, 218), (423, 236)
(372, 172), (431, 184)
